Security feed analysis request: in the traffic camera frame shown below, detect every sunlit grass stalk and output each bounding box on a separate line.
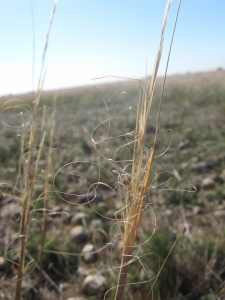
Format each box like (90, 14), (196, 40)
(114, 1), (179, 299)
(15, 92), (41, 300)
(14, 2), (58, 299)
(37, 98), (56, 294)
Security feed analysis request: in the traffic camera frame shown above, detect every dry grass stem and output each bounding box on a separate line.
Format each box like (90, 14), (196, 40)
(14, 2), (58, 299)
(114, 1), (181, 299)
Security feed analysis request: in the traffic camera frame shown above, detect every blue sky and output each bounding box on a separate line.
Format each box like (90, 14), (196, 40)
(0, 0), (224, 96)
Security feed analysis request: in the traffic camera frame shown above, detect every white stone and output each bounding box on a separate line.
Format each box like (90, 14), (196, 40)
(71, 213), (86, 225)
(202, 177), (215, 190)
(82, 274), (108, 296)
(82, 244), (97, 263)
(89, 219), (102, 231)
(0, 256), (5, 267)
(70, 226), (87, 243)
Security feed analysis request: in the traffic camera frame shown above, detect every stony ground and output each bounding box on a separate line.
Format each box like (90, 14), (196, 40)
(0, 70), (225, 300)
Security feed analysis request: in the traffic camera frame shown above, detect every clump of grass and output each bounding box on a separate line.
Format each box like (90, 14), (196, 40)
(0, 2), (59, 300)
(84, 1), (184, 298)
(103, 1), (182, 299)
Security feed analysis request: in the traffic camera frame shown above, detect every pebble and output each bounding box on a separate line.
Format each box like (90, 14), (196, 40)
(82, 274), (108, 296)
(81, 195), (103, 205)
(192, 206), (202, 215)
(0, 202), (20, 220)
(81, 244), (97, 263)
(66, 297), (87, 300)
(178, 139), (190, 150)
(0, 256), (5, 268)
(164, 209), (173, 217)
(78, 195), (93, 204)
(89, 219), (103, 231)
(202, 177), (215, 190)
(70, 226), (88, 243)
(191, 161), (211, 172)
(213, 210), (225, 217)
(105, 210), (116, 219)
(181, 162), (189, 169)
(71, 213), (86, 225)
(50, 206), (63, 218)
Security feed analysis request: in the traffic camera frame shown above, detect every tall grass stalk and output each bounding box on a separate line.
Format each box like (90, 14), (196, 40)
(115, 1), (181, 299)
(14, 2), (58, 299)
(37, 98), (56, 296)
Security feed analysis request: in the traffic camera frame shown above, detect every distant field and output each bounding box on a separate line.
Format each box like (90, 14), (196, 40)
(0, 70), (225, 299)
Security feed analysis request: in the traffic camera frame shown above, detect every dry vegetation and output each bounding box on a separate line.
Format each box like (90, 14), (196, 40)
(0, 69), (225, 300)
(0, 1), (225, 299)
